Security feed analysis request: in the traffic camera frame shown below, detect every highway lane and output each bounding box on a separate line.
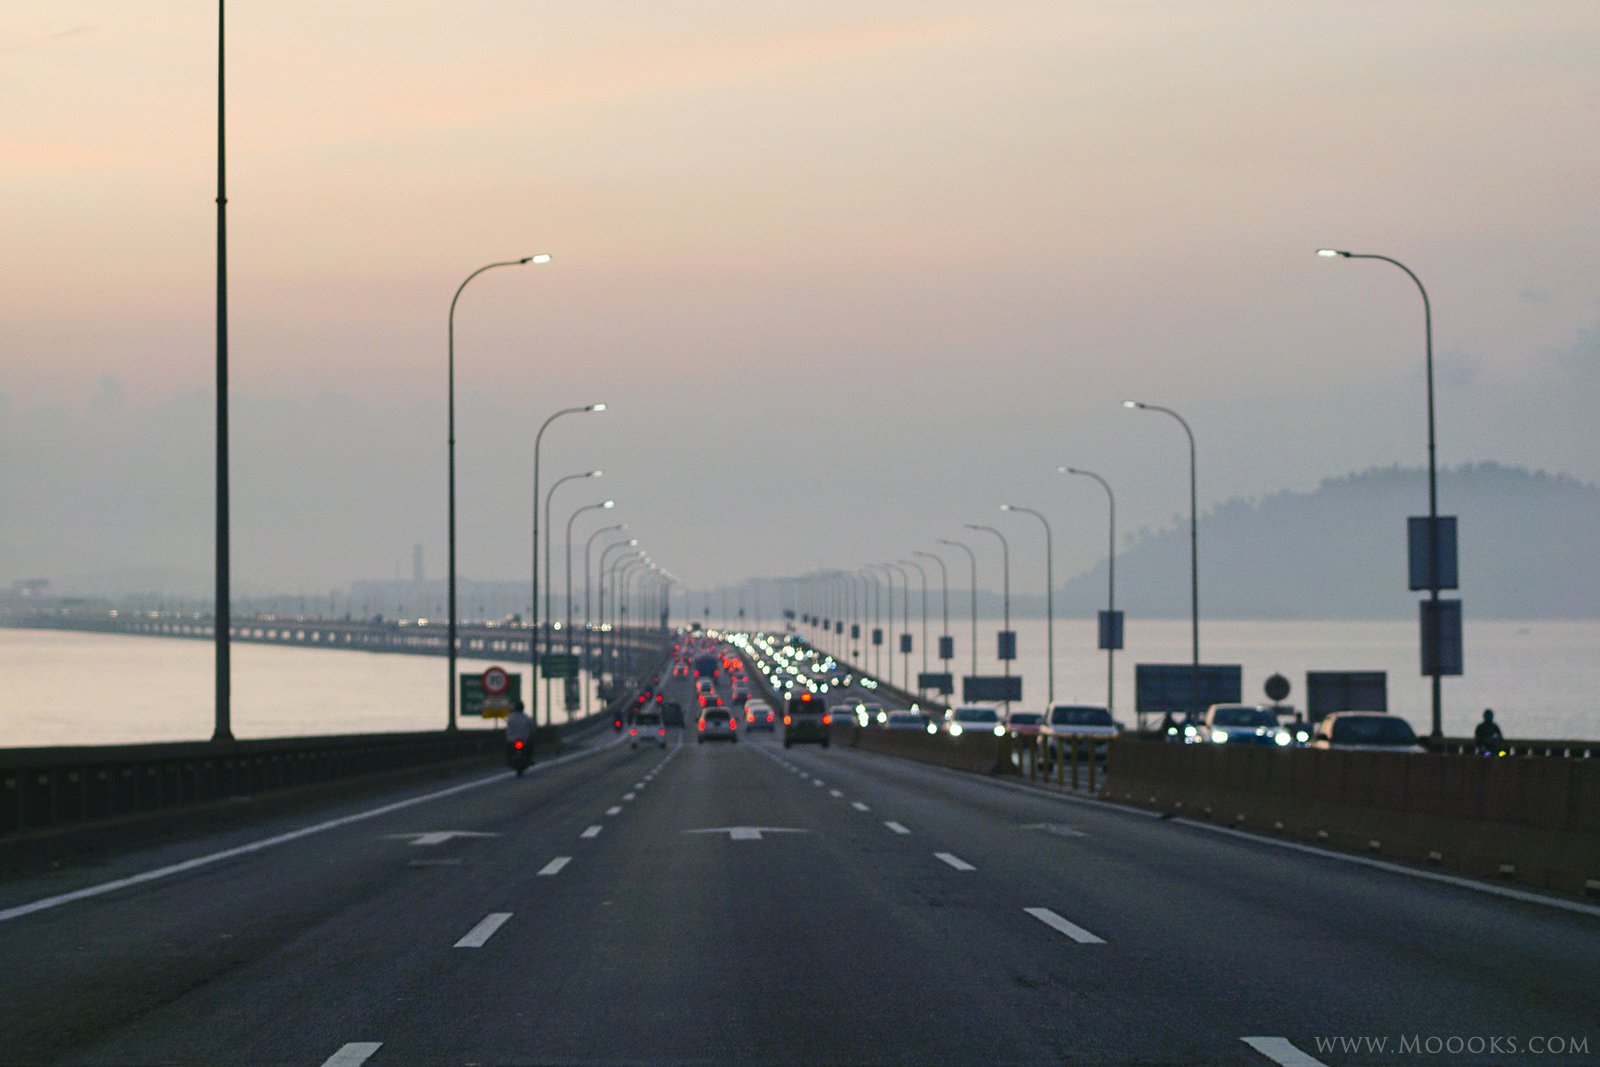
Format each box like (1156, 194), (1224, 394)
(0, 654), (1596, 1065)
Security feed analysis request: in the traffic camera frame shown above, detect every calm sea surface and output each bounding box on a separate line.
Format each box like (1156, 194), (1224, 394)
(2, 619), (1597, 747)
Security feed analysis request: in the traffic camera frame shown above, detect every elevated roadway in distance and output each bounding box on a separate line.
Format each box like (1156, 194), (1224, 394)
(1, 656), (1596, 1065)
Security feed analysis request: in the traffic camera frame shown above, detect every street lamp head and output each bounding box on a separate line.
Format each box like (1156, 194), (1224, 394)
(963, 523), (983, 531)
(587, 402), (607, 412)
(627, 539), (639, 546)
(588, 470), (603, 478)
(1316, 248), (1349, 258)
(519, 253), (553, 264)
(1122, 400), (1142, 409)
(1000, 504), (1014, 512)
(601, 500), (615, 508)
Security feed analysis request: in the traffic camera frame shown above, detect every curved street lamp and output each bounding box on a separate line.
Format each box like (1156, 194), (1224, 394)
(936, 539), (979, 682)
(1318, 248), (1447, 739)
(538, 468), (600, 725)
(445, 252), (550, 729)
(1124, 399), (1199, 719)
(965, 524), (1012, 707)
(565, 500), (615, 641)
(1001, 504), (1054, 705)
(1062, 467), (1118, 713)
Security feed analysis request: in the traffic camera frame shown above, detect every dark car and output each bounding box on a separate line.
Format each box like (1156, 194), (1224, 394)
(783, 691), (830, 748)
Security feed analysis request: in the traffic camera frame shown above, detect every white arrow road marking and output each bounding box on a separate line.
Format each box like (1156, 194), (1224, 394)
(1020, 823), (1088, 838)
(885, 821), (911, 834)
(538, 857), (571, 876)
(685, 827), (809, 841)
(454, 912), (512, 948)
(383, 831), (500, 847)
(1241, 1037), (1329, 1066)
(321, 1043), (381, 1067)
(1024, 907), (1105, 944)
(935, 852), (975, 871)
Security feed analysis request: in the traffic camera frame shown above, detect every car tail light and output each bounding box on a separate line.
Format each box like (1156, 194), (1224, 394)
(630, 728), (637, 736)
(729, 720), (736, 729)
(658, 728), (666, 737)
(823, 714), (832, 725)
(513, 740), (524, 749)
(699, 721), (705, 731)
(783, 715), (792, 726)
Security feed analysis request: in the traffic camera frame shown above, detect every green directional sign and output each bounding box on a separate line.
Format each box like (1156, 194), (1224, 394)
(460, 671), (522, 718)
(541, 653), (580, 679)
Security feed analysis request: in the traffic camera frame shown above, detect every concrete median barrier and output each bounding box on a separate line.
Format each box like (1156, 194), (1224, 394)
(1105, 739), (1600, 896)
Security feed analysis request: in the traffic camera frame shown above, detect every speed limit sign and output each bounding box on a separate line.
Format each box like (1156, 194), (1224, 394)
(481, 666), (510, 697)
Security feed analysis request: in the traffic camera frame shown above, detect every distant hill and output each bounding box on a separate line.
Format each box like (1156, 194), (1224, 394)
(1059, 463), (1600, 620)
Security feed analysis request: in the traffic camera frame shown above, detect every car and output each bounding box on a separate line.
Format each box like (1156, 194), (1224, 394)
(1309, 712), (1426, 753)
(744, 701), (777, 731)
(697, 708), (737, 743)
(1043, 704), (1118, 739)
(731, 685), (751, 707)
(830, 703), (864, 728)
(692, 653), (721, 680)
(884, 710), (934, 733)
(1005, 711), (1046, 736)
(859, 703), (887, 725)
(944, 705), (1004, 737)
(630, 711), (667, 749)
(1192, 703), (1292, 747)
(783, 691), (830, 748)
(660, 701), (686, 728)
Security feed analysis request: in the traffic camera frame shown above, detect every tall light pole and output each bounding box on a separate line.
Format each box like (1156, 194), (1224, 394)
(936, 538), (979, 684)
(871, 564), (901, 691)
(899, 558), (930, 697)
(886, 562), (912, 692)
(1062, 467), (1118, 714)
(914, 550), (951, 697)
(565, 499), (615, 646)
(446, 254), (549, 731)
(581, 523), (625, 716)
(540, 468), (600, 725)
(529, 403), (603, 726)
(1001, 505), (1054, 706)
(1125, 400), (1199, 720)
(861, 568), (883, 680)
(598, 540), (639, 706)
(213, 0), (232, 742)
(966, 525), (1012, 707)
(1318, 248), (1449, 740)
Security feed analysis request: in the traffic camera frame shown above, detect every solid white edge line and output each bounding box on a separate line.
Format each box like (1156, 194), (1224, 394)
(321, 1042), (383, 1067)
(1176, 818), (1600, 920)
(885, 821), (911, 834)
(0, 739), (614, 925)
(537, 856), (571, 876)
(934, 852), (975, 871)
(454, 912), (512, 948)
(836, 743), (1600, 919)
(1024, 906), (1105, 944)
(1240, 1036), (1330, 1066)
(580, 825), (603, 839)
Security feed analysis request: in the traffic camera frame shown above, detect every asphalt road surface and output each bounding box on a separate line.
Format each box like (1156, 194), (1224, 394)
(2, 661), (1597, 1066)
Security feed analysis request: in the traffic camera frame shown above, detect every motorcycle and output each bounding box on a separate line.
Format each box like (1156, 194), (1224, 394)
(508, 738), (533, 777)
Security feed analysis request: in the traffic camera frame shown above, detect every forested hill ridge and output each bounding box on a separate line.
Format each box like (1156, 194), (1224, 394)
(1060, 463), (1600, 620)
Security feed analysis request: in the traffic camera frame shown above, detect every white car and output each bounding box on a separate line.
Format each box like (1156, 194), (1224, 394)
(630, 710), (667, 749)
(697, 708), (737, 743)
(944, 705), (1004, 738)
(1042, 704), (1118, 739)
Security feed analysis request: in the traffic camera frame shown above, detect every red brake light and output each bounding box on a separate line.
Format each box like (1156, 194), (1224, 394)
(658, 728), (666, 736)
(513, 740), (524, 749)
(823, 714), (832, 725)
(630, 728), (637, 736)
(729, 719), (736, 729)
(699, 721), (705, 731)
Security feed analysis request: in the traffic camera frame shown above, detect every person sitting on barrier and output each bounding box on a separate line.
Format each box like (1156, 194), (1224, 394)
(1474, 708), (1504, 754)
(505, 700), (532, 758)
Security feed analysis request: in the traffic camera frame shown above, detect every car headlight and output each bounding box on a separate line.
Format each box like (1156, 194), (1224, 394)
(925, 722), (937, 735)
(1295, 730), (1310, 743)
(1183, 724), (1197, 738)
(1274, 731), (1292, 747)
(948, 723), (963, 736)
(1211, 729), (1228, 744)
(993, 725), (1006, 737)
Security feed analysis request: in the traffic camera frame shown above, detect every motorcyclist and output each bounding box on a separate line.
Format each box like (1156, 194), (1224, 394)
(505, 700), (533, 773)
(1473, 708), (1504, 754)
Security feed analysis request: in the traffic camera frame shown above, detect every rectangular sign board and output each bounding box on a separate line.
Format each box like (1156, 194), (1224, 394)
(938, 636), (954, 660)
(997, 631), (1017, 662)
(541, 653), (580, 679)
(460, 672), (522, 718)
(1134, 664), (1242, 714)
(1420, 599), (1464, 676)
(1306, 671), (1387, 721)
(1098, 610), (1124, 651)
(899, 633), (913, 654)
(963, 675), (1022, 702)
(1408, 516), (1459, 591)
(919, 672), (954, 695)
(872, 627), (883, 646)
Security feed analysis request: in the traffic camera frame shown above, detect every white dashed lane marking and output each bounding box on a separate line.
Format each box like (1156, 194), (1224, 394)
(606, 806), (622, 816)
(1024, 907), (1105, 944)
(580, 826), (602, 839)
(454, 912), (512, 948)
(1240, 1037), (1330, 1066)
(935, 852), (975, 871)
(851, 802), (870, 812)
(828, 789), (843, 798)
(537, 857), (571, 877)
(321, 1043), (382, 1067)
(885, 822), (911, 835)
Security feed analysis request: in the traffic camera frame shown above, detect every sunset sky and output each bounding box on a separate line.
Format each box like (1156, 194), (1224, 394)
(3, 1), (1597, 603)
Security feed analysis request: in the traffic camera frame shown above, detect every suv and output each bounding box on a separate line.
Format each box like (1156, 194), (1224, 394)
(783, 691), (830, 748)
(698, 708), (737, 743)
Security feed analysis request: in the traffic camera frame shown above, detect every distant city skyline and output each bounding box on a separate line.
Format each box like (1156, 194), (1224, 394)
(4, 2), (1597, 598)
